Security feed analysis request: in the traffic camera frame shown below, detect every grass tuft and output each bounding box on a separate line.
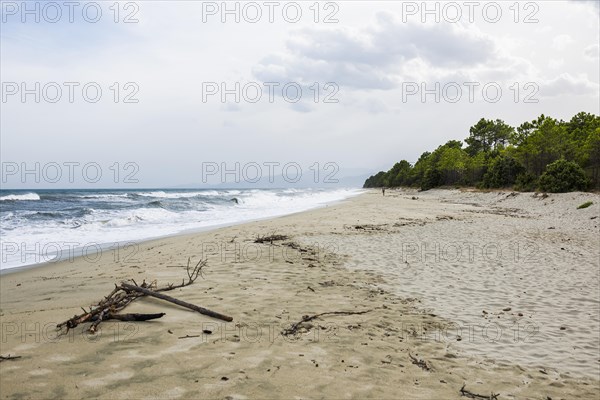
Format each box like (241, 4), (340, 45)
(577, 201), (593, 209)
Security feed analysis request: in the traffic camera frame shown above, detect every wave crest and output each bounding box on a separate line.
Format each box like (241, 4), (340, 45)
(0, 193), (40, 201)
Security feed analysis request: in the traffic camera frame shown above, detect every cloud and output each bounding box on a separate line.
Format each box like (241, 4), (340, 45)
(548, 59), (565, 69)
(584, 44), (600, 60)
(363, 98), (390, 114)
(552, 34), (574, 51)
(222, 103), (242, 112)
(572, 0), (600, 11)
(540, 73), (599, 97)
(285, 13), (495, 69)
(289, 102), (313, 113)
(343, 97), (392, 114)
(370, 12), (496, 68)
(252, 53), (397, 90)
(252, 12), (498, 91)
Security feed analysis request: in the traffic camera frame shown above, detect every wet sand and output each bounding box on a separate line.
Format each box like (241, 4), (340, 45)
(1, 189), (599, 399)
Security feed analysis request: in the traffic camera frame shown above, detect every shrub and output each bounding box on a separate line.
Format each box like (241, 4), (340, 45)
(482, 156), (525, 188)
(577, 201), (593, 209)
(514, 172), (538, 192)
(538, 159), (589, 193)
(421, 168), (442, 191)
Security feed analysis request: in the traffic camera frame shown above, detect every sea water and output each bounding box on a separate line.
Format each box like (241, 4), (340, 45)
(0, 188), (362, 271)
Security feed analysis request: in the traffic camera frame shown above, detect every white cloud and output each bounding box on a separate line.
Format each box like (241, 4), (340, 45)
(584, 44), (600, 60)
(361, 98), (391, 114)
(222, 103), (242, 112)
(571, 0), (600, 11)
(540, 73), (599, 97)
(552, 34), (574, 51)
(253, 12), (498, 91)
(549, 59), (565, 69)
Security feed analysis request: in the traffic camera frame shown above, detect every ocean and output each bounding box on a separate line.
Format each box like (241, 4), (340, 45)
(0, 188), (362, 271)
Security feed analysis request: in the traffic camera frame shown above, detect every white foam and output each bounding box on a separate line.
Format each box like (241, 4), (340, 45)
(79, 194), (129, 199)
(135, 190), (219, 198)
(0, 193), (40, 201)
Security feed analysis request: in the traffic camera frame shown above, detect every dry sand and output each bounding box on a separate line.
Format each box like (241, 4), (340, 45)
(1, 189), (599, 399)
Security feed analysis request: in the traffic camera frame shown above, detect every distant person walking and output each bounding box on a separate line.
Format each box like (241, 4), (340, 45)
(382, 187), (386, 196)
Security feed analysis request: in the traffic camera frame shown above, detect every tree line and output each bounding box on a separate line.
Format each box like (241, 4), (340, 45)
(364, 112), (600, 192)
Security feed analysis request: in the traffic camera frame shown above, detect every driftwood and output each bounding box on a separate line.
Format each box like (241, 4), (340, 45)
(282, 310), (372, 336)
(409, 353), (431, 371)
(178, 334), (200, 339)
(109, 313), (166, 321)
(254, 234), (289, 244)
(344, 224), (385, 231)
(460, 384), (499, 400)
(57, 258), (231, 334)
(120, 282), (233, 322)
(0, 354), (21, 362)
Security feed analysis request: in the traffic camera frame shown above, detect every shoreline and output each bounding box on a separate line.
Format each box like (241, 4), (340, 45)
(1, 189), (598, 399)
(0, 189), (364, 274)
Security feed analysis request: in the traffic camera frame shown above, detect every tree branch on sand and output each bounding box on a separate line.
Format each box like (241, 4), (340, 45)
(0, 354), (22, 362)
(254, 233), (289, 244)
(57, 258), (232, 335)
(460, 384), (499, 400)
(281, 310), (372, 336)
(409, 353), (431, 371)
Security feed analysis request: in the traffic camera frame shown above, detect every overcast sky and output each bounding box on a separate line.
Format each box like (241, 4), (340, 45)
(1, 0), (599, 188)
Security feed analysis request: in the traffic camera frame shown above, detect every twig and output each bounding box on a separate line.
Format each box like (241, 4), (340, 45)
(0, 354), (22, 362)
(156, 258), (206, 291)
(409, 353), (431, 371)
(460, 384), (499, 400)
(254, 234), (289, 244)
(282, 310), (372, 336)
(178, 334), (200, 339)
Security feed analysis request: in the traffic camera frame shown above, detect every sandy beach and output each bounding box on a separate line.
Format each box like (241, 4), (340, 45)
(1, 189), (599, 399)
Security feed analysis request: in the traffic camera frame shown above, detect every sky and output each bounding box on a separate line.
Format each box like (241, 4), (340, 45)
(1, 0), (599, 188)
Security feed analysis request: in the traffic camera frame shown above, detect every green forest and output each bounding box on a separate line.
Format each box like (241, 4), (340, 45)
(363, 112), (600, 192)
